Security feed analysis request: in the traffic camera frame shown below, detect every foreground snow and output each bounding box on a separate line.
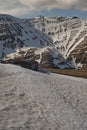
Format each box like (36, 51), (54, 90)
(0, 64), (87, 130)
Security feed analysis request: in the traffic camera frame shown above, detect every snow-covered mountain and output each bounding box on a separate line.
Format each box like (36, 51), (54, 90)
(0, 14), (87, 69)
(28, 16), (87, 69)
(0, 14), (76, 69)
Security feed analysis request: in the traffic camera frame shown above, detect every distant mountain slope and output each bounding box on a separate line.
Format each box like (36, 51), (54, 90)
(0, 14), (75, 69)
(28, 16), (87, 69)
(0, 14), (87, 69)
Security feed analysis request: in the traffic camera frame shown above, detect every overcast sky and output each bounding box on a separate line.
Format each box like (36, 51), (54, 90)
(0, 0), (87, 18)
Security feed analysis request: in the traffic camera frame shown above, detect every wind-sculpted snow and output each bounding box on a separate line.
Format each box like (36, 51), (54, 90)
(0, 64), (87, 130)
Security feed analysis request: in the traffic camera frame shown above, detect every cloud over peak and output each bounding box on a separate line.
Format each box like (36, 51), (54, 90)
(0, 0), (87, 16)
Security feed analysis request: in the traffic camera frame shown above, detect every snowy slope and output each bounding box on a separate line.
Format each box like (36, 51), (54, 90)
(0, 14), (52, 58)
(0, 63), (87, 130)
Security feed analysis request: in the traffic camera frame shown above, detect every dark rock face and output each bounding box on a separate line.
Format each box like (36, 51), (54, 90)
(16, 60), (38, 71)
(40, 51), (55, 68)
(2, 58), (38, 71)
(14, 59), (38, 71)
(69, 36), (87, 69)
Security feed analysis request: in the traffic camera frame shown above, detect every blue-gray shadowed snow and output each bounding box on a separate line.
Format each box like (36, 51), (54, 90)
(0, 63), (87, 130)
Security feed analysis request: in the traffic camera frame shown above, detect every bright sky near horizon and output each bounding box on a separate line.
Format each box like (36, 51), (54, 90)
(0, 0), (87, 18)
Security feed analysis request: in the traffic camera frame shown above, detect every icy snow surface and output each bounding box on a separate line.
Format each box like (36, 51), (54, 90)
(0, 64), (87, 130)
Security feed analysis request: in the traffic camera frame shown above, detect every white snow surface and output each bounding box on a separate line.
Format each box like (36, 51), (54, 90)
(0, 63), (87, 130)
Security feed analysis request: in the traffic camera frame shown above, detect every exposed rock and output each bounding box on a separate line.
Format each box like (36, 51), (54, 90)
(2, 47), (75, 69)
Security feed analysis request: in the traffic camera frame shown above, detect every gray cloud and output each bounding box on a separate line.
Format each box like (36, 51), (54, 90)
(0, 0), (87, 16)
